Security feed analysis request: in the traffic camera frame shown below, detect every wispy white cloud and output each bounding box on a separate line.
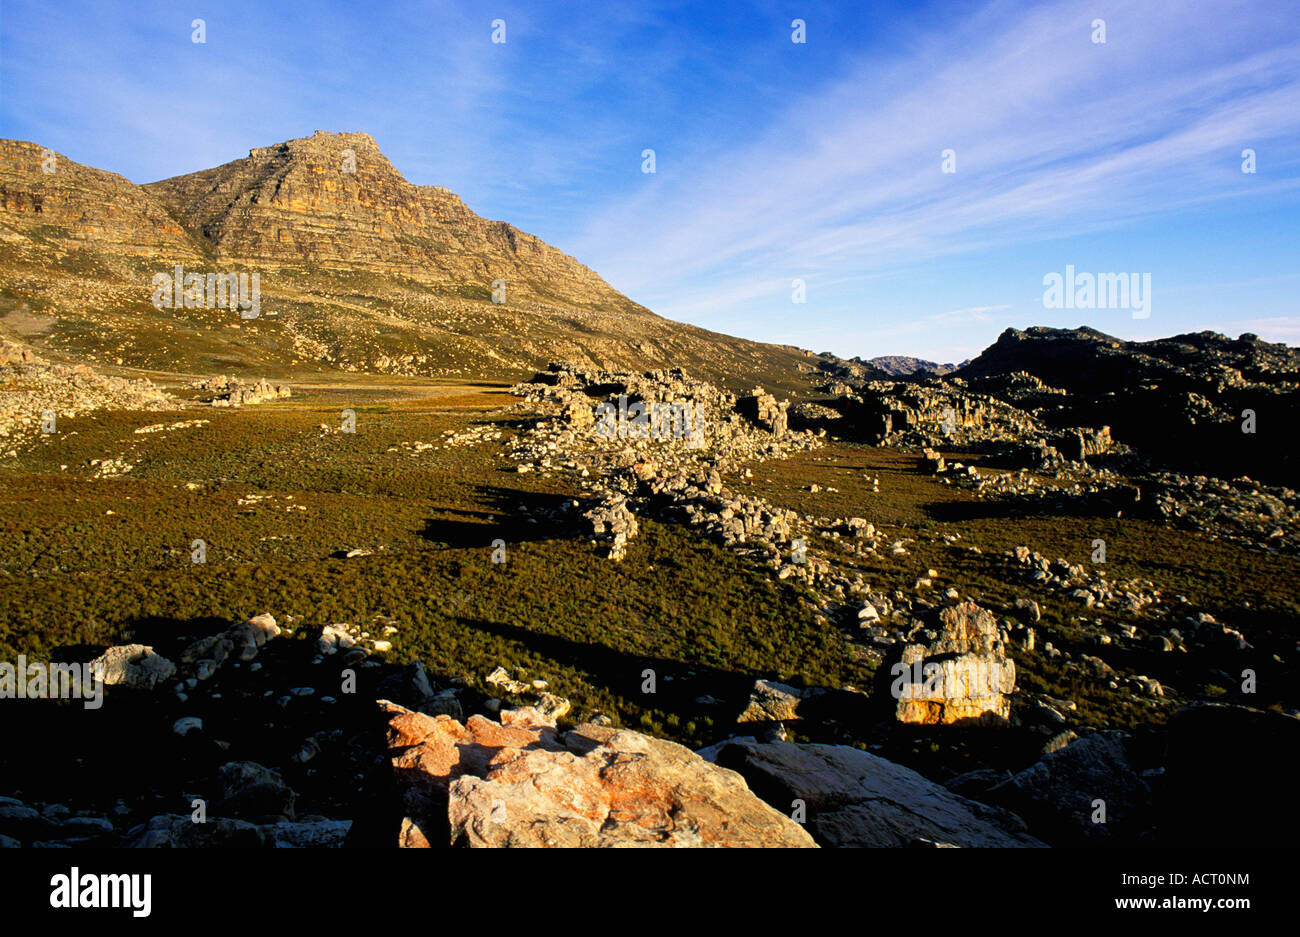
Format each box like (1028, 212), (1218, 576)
(930, 305), (1012, 324)
(573, 0), (1300, 341)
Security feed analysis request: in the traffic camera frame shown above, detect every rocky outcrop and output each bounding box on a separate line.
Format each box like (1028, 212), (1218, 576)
(867, 355), (960, 376)
(177, 612), (282, 685)
(959, 326), (1300, 485)
(699, 738), (1043, 847)
(741, 386), (789, 437)
(381, 701), (564, 847)
(0, 141), (199, 257)
(736, 679), (819, 724)
(891, 601), (1016, 726)
(194, 375), (292, 407)
(381, 702), (816, 848)
(0, 339), (177, 459)
(583, 491), (639, 561)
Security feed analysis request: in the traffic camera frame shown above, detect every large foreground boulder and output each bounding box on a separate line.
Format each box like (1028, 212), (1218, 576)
(699, 737), (1043, 847)
(381, 702), (815, 848)
(381, 701), (567, 847)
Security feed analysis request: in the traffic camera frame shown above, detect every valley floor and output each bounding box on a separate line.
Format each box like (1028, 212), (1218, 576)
(0, 373), (1295, 846)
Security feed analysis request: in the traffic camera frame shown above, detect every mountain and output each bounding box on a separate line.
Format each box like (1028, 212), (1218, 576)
(140, 132), (621, 301)
(867, 355), (961, 376)
(0, 132), (813, 392)
(954, 326), (1299, 482)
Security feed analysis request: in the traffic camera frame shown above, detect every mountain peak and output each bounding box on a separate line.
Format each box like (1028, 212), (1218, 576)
(138, 132), (625, 304)
(248, 129), (380, 160)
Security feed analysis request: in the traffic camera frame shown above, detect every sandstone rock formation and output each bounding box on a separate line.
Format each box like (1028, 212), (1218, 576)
(0, 140), (199, 257)
(742, 386), (789, 437)
(143, 131), (623, 303)
(699, 737), (1043, 847)
(381, 702), (816, 848)
(736, 679), (817, 724)
(891, 601), (1016, 725)
(0, 339), (177, 458)
(194, 375), (291, 407)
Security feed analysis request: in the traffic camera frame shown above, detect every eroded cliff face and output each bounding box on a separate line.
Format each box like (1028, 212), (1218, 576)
(0, 140), (199, 257)
(142, 131), (626, 306)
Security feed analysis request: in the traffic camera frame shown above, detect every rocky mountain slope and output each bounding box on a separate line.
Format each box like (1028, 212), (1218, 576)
(0, 133), (813, 391)
(955, 326), (1300, 483)
(141, 132), (624, 302)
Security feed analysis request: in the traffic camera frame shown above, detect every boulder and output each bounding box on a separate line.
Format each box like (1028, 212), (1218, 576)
(891, 601), (1015, 725)
(227, 612), (280, 660)
(0, 801), (50, 839)
(1013, 597), (1041, 622)
(985, 730), (1149, 844)
(699, 737), (1043, 847)
(382, 703), (815, 847)
(484, 665), (529, 695)
(217, 761), (297, 821)
(128, 815), (269, 848)
(317, 624), (355, 655)
(376, 660), (438, 712)
(381, 701), (563, 847)
(736, 679), (816, 723)
(534, 692), (571, 721)
(269, 819), (352, 848)
(449, 724), (816, 848)
(87, 644), (176, 690)
(180, 634), (232, 666)
(172, 716), (203, 737)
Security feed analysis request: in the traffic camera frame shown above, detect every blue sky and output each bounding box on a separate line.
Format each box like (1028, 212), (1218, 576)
(2, 0), (1298, 362)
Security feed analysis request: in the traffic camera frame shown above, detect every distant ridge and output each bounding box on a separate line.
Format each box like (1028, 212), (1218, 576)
(867, 355), (961, 376)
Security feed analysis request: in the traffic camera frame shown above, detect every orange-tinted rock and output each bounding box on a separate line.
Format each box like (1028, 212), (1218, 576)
(447, 725), (817, 848)
(380, 701), (562, 847)
(894, 601), (1015, 726)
